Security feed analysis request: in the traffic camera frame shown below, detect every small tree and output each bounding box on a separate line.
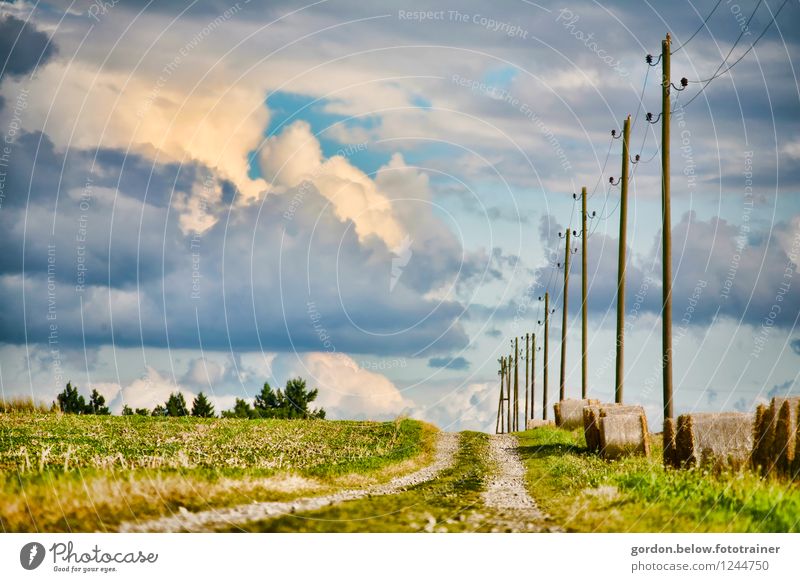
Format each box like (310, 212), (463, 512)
(222, 398), (253, 419)
(151, 404), (167, 417)
(56, 382), (86, 414)
(283, 377), (325, 419)
(165, 392), (188, 417)
(135, 408), (150, 416)
(253, 382), (281, 417)
(122, 405), (134, 416)
(87, 389), (110, 415)
(191, 392), (215, 418)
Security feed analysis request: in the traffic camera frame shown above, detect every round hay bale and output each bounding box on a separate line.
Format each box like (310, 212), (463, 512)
(774, 400), (800, 476)
(583, 406), (601, 453)
(599, 412), (649, 459)
(675, 412), (754, 471)
(751, 403), (771, 474)
(554, 398), (600, 430)
(752, 397), (800, 476)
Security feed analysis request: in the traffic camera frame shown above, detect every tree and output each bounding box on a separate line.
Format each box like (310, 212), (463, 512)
(88, 389), (110, 415)
(151, 404), (167, 417)
(56, 382), (86, 414)
(191, 392), (215, 417)
(135, 408), (150, 416)
(165, 392), (188, 417)
(283, 377), (325, 419)
(222, 398), (253, 419)
(253, 382), (281, 417)
(122, 405), (134, 416)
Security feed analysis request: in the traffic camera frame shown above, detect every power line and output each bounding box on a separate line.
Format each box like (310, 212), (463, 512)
(678, 0), (791, 110)
(689, 0), (765, 84)
(684, 0), (789, 113)
(671, 0), (724, 54)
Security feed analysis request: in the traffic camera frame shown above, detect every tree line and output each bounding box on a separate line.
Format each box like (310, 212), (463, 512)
(54, 377), (326, 419)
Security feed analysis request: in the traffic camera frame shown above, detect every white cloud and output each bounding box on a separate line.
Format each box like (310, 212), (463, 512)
(2, 64), (269, 203)
(260, 120), (407, 248)
(300, 352), (413, 419)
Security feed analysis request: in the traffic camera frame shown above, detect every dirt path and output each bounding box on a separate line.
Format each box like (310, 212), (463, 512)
(118, 432), (460, 532)
(481, 434), (548, 532)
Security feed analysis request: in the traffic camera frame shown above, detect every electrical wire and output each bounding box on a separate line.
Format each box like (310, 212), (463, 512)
(682, 0), (789, 108)
(671, 0), (724, 54)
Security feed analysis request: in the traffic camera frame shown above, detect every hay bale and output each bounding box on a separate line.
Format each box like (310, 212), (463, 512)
(583, 406), (601, 453)
(774, 399), (800, 476)
(751, 397), (800, 475)
(663, 418), (678, 468)
(599, 412), (650, 459)
(583, 404), (646, 454)
(554, 398), (600, 430)
(526, 419), (555, 430)
(675, 412), (754, 471)
(795, 412), (800, 479)
(751, 403), (772, 474)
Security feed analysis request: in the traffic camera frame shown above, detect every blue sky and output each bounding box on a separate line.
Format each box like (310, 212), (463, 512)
(0, 0), (799, 430)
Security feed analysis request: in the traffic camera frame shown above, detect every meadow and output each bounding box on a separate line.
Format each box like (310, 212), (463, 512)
(0, 413), (434, 532)
(518, 426), (800, 533)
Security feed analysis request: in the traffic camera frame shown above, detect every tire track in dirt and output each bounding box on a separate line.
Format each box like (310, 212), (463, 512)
(119, 432), (459, 532)
(481, 434), (551, 532)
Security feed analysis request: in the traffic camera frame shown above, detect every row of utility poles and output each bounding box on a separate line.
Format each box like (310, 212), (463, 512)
(496, 33), (674, 434)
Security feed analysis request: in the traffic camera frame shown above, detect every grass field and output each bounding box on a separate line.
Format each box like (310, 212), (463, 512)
(0, 413), (434, 532)
(225, 431), (491, 533)
(518, 426), (800, 533)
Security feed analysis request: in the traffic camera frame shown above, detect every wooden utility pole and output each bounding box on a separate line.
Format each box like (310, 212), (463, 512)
(661, 33), (674, 422)
(615, 115), (631, 404)
(513, 337), (519, 431)
(524, 333), (530, 429)
(543, 292), (550, 420)
(506, 355), (512, 431)
(580, 186), (588, 399)
(496, 359), (505, 434)
(559, 229), (571, 402)
(530, 333), (536, 420)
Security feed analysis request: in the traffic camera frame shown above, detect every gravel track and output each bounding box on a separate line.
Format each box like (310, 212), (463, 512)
(481, 434), (547, 532)
(118, 432), (459, 532)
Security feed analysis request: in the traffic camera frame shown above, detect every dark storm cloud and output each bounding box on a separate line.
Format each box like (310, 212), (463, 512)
(0, 135), (471, 356)
(0, 14), (57, 80)
(428, 356), (470, 370)
(473, 208), (799, 329)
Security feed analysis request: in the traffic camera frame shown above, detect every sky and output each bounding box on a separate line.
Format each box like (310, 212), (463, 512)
(0, 0), (798, 431)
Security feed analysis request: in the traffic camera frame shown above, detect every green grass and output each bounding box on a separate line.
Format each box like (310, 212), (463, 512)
(518, 426), (800, 532)
(224, 432), (491, 532)
(0, 413), (434, 532)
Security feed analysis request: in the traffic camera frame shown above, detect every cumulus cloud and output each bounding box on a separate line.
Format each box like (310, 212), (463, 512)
(2, 61), (268, 203)
(260, 120), (406, 248)
(298, 352), (413, 419)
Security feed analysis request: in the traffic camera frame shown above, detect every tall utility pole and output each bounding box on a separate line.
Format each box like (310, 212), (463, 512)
(661, 33), (674, 422)
(580, 186), (588, 399)
(615, 115), (631, 404)
(543, 292), (550, 420)
(559, 229), (571, 402)
(513, 338), (519, 431)
(496, 359), (505, 434)
(506, 355), (512, 432)
(524, 333), (530, 429)
(530, 333), (536, 420)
